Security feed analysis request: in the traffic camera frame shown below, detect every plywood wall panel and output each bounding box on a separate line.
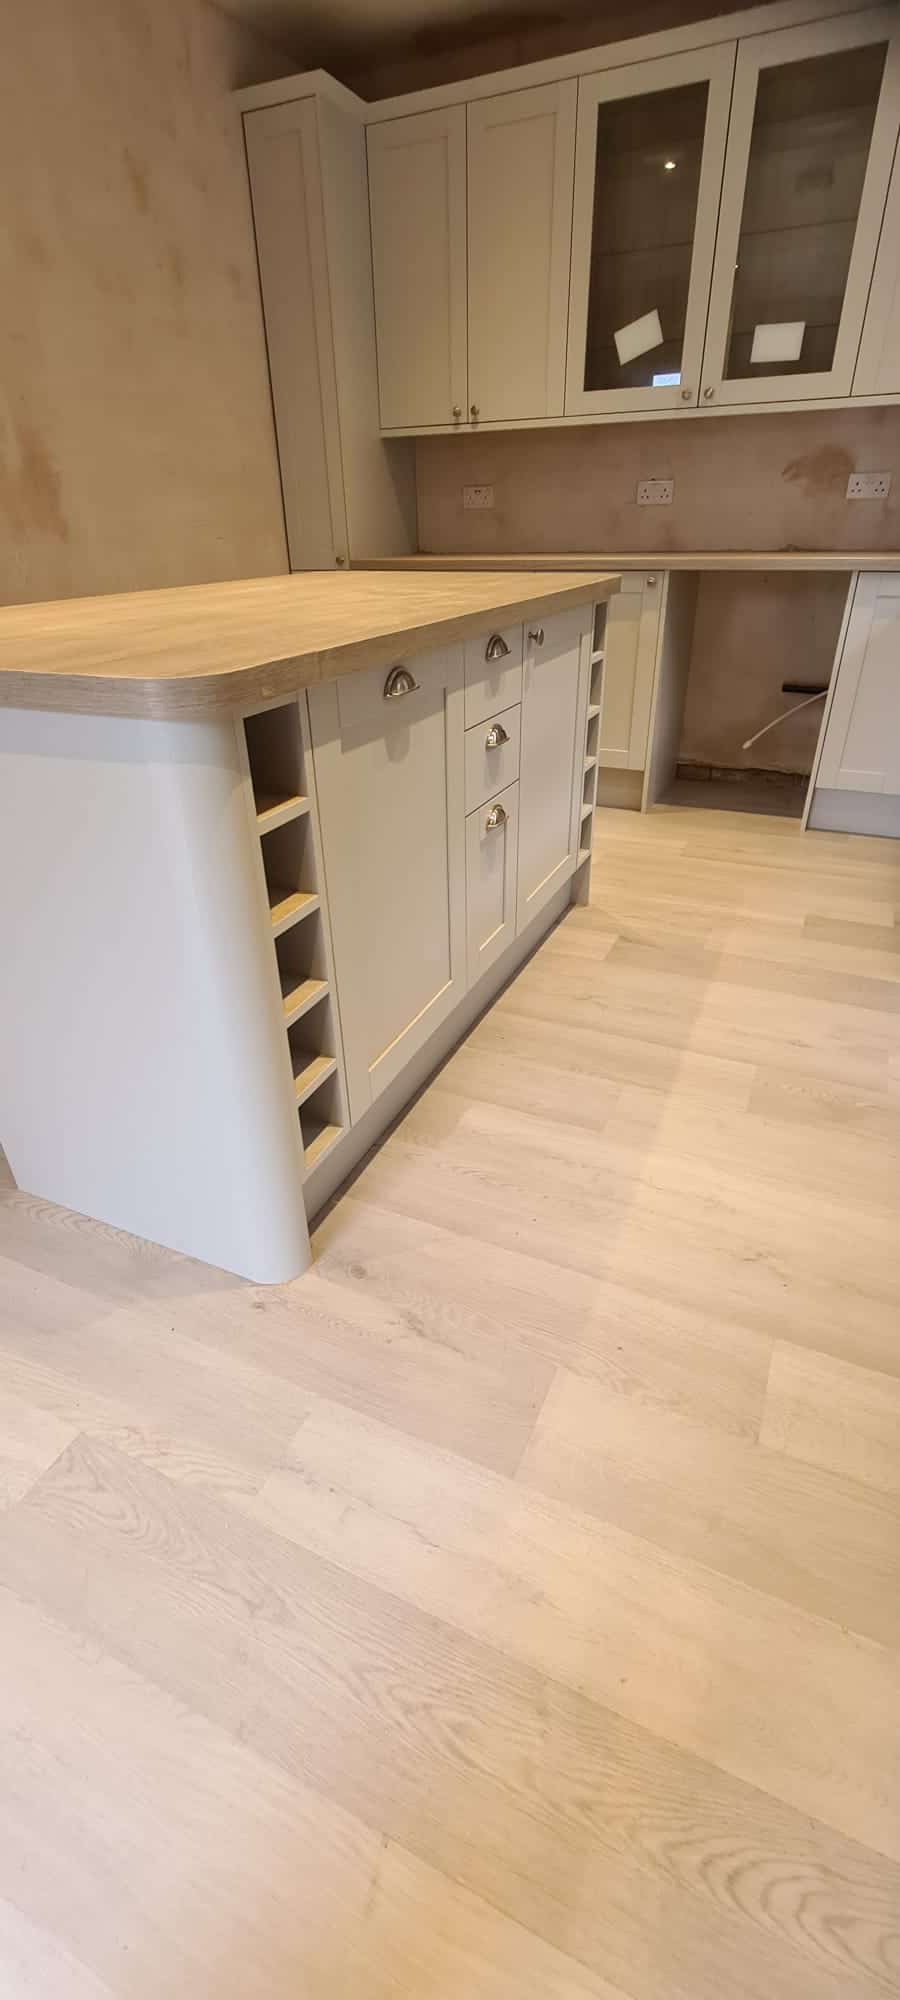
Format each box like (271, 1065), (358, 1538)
(415, 407), (900, 556)
(0, 0), (291, 605)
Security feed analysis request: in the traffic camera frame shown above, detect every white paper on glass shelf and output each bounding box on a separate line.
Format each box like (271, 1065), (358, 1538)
(749, 321), (805, 365)
(614, 309), (664, 367)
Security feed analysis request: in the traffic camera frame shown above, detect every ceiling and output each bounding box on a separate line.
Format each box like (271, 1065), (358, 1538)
(222, 0), (653, 70)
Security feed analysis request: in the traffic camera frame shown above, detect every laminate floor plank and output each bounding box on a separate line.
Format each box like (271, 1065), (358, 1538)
(1, 806), (899, 1997)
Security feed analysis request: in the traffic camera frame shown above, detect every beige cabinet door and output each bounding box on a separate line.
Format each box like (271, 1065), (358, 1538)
(466, 782), (519, 984)
(701, 8), (900, 407)
(565, 45), (734, 417)
(817, 574), (900, 793)
(308, 644), (466, 1121)
(517, 607), (590, 933)
(367, 107), (467, 431)
(854, 133), (900, 394)
(598, 573), (664, 770)
(467, 82), (576, 422)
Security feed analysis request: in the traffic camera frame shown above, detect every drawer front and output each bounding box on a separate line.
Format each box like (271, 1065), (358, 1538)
(464, 624), (524, 726)
(464, 704), (521, 812)
(466, 781), (519, 986)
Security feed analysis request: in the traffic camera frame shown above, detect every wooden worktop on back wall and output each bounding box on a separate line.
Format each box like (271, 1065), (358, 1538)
(360, 552), (900, 573)
(0, 569), (618, 720)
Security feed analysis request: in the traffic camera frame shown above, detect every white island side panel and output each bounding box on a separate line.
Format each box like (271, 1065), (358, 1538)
(0, 707), (310, 1282)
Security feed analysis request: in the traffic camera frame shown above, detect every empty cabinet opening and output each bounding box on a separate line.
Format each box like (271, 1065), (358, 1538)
(652, 571), (851, 818)
(244, 701), (308, 824)
(274, 912), (330, 1025)
(259, 815), (318, 930)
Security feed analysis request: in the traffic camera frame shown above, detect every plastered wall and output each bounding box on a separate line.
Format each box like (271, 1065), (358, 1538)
(679, 571), (851, 773)
(0, 0), (291, 605)
(415, 407), (900, 557)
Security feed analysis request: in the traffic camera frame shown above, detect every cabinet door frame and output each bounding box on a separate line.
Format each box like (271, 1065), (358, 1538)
(468, 80), (576, 421)
(854, 129), (900, 394)
(565, 44), (736, 417)
(308, 646), (466, 1121)
(367, 106), (468, 431)
(517, 609), (591, 932)
(701, 8), (900, 408)
(813, 572), (900, 793)
(597, 573), (665, 769)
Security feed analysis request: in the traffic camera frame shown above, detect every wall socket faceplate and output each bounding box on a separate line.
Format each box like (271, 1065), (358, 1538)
(463, 484), (495, 510)
(637, 478), (674, 505)
(846, 472), (892, 499)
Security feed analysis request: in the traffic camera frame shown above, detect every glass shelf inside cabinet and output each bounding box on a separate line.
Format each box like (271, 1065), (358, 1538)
(583, 81), (709, 393)
(724, 42), (887, 381)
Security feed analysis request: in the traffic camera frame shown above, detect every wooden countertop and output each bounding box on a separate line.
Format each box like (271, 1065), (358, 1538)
(0, 569), (619, 721)
(359, 552), (900, 574)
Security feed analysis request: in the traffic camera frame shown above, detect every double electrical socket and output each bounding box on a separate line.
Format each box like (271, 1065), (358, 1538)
(846, 471), (892, 500)
(462, 484), (495, 510)
(637, 478), (674, 506)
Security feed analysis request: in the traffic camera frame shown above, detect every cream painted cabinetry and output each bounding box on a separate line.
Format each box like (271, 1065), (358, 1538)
(467, 83), (577, 421)
(243, 93), (415, 566)
(701, 8), (900, 408)
(517, 607), (591, 930)
(816, 574), (900, 794)
(369, 84), (576, 429)
(466, 781), (520, 981)
(308, 643), (467, 1121)
(367, 107), (468, 430)
(597, 573), (664, 772)
(566, 47), (734, 417)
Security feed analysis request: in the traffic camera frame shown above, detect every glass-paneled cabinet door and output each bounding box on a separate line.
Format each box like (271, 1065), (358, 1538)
(565, 46), (735, 416)
(701, 8), (900, 408)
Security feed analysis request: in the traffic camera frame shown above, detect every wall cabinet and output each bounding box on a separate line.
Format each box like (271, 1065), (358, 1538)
(816, 573), (900, 793)
(367, 107), (467, 430)
(243, 94), (415, 565)
(597, 573), (664, 770)
(517, 607), (590, 930)
(566, 47), (734, 416)
(468, 83), (576, 421)
(701, 8), (900, 408)
(357, 5), (900, 435)
(308, 643), (466, 1121)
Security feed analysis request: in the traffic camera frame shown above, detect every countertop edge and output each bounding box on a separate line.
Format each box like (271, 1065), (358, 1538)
(355, 552), (900, 574)
(0, 574), (620, 721)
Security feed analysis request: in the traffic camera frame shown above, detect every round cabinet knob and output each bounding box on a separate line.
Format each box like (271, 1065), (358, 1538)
(528, 626), (545, 646)
(646, 576), (657, 587)
(452, 405), (462, 421)
(680, 388), (692, 402)
(470, 403), (480, 421)
(335, 554), (346, 566)
(703, 386), (715, 401)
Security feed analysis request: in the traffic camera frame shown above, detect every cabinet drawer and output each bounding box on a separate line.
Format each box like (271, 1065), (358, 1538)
(464, 704), (521, 811)
(466, 781), (519, 985)
(464, 625), (524, 726)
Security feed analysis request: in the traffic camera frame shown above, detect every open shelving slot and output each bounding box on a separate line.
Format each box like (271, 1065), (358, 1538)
(243, 695), (350, 1191)
(244, 702), (310, 829)
(259, 815), (320, 936)
(592, 601), (607, 659)
(299, 1072), (343, 1175)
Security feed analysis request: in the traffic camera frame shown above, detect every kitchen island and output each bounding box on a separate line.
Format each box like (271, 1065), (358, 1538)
(0, 568), (618, 1281)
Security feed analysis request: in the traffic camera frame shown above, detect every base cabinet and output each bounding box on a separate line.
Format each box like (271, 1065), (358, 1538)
(517, 606), (590, 931)
(308, 642), (466, 1121)
(598, 572), (663, 772)
(816, 573), (900, 794)
(466, 781), (519, 982)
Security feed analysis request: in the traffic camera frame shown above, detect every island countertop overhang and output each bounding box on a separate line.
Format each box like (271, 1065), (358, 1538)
(0, 569), (620, 721)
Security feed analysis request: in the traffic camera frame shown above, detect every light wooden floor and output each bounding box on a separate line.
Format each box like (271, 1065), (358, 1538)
(2, 804), (900, 2000)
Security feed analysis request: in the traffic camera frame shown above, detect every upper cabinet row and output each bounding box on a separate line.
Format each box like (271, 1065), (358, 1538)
(367, 7), (900, 430)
